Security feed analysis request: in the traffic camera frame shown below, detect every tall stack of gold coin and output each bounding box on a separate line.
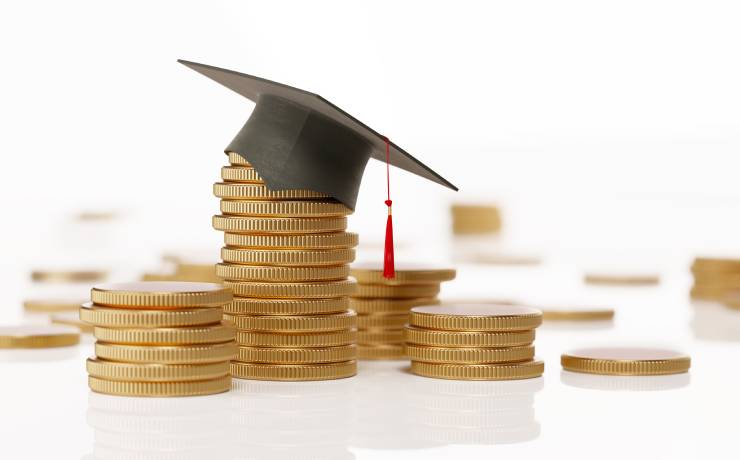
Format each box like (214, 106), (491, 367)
(213, 153), (358, 381)
(349, 264), (456, 360)
(405, 304), (544, 380)
(690, 257), (740, 305)
(80, 282), (237, 397)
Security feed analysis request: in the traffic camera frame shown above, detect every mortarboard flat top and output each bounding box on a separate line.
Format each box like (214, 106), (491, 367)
(179, 59), (457, 209)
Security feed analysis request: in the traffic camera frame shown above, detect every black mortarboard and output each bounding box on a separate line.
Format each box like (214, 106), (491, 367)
(178, 59), (457, 209)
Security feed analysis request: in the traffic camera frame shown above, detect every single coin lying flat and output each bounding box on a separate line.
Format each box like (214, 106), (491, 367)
(409, 304), (543, 331)
(561, 347), (690, 376)
(0, 325), (80, 349)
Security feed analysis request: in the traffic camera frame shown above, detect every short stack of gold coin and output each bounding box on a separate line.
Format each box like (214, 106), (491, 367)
(690, 257), (740, 304)
(405, 304), (544, 380)
(80, 282), (237, 397)
(450, 204), (502, 235)
(349, 264), (456, 360)
(213, 153), (358, 381)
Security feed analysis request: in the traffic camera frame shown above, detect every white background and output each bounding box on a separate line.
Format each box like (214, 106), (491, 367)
(1, 1), (740, 459)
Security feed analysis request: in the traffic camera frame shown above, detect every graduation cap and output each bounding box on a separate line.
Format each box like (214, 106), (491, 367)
(178, 59), (457, 278)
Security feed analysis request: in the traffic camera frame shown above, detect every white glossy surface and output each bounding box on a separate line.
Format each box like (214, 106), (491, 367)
(2, 1), (740, 457)
(1, 263), (738, 459)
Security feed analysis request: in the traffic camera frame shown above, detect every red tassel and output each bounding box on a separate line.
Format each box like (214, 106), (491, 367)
(382, 136), (395, 279)
(383, 199), (395, 278)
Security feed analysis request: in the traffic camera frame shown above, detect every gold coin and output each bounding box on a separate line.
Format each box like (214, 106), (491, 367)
(440, 297), (519, 306)
(236, 329), (356, 347)
(220, 247), (355, 266)
(349, 297), (440, 314)
(88, 375), (231, 397)
(221, 166), (264, 183)
(220, 199), (351, 217)
(75, 211), (117, 221)
(583, 273), (660, 286)
(451, 204), (502, 235)
(404, 326), (535, 347)
(223, 279), (357, 298)
(357, 344), (406, 360)
(561, 347), (691, 376)
(90, 282), (232, 308)
(692, 257), (740, 273)
(692, 272), (740, 285)
(94, 341), (237, 364)
(236, 345), (357, 364)
(410, 360), (544, 381)
(140, 273), (178, 282)
(230, 360), (356, 381)
(409, 304), (543, 331)
(0, 325), (80, 349)
(225, 311), (356, 332)
(357, 314), (408, 329)
(23, 299), (84, 313)
(691, 285), (731, 301)
(224, 232), (359, 249)
(93, 322), (235, 345)
(355, 284), (441, 299)
(541, 307), (615, 321)
(31, 269), (107, 283)
(141, 273), (222, 283)
(213, 182), (327, 200)
(213, 215), (347, 234)
(226, 297), (349, 315)
(86, 358), (230, 382)
(406, 344), (535, 364)
(51, 312), (94, 333)
(357, 329), (405, 343)
(175, 263), (217, 275)
(471, 253), (542, 266)
(79, 302), (223, 328)
(350, 264), (456, 285)
(216, 263), (349, 282)
(227, 151), (251, 166)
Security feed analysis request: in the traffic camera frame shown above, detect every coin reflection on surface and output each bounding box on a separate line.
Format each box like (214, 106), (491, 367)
(691, 301), (740, 341)
(352, 362), (441, 450)
(408, 372), (542, 445)
(560, 370), (690, 391)
(229, 378), (356, 460)
(353, 362), (542, 448)
(87, 392), (232, 459)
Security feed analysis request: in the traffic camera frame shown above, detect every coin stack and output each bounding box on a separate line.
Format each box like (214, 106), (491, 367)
(450, 204), (502, 235)
(690, 257), (740, 304)
(213, 152), (359, 381)
(349, 264), (456, 360)
(81, 282), (237, 397)
(405, 304), (544, 380)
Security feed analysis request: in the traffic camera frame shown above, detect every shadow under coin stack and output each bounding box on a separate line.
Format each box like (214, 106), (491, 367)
(405, 304), (544, 380)
(214, 153), (359, 381)
(349, 264), (456, 360)
(81, 282), (237, 397)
